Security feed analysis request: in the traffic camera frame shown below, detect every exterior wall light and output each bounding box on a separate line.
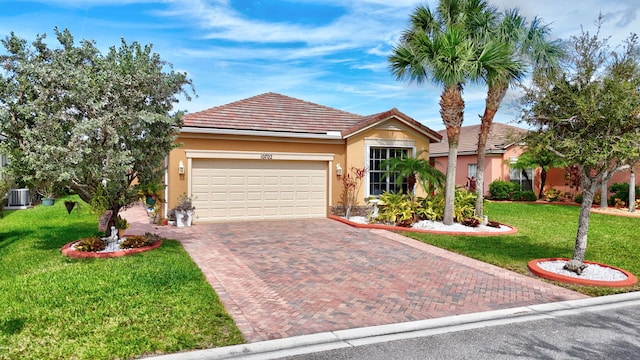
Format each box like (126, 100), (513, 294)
(178, 160), (185, 174)
(336, 163), (343, 176)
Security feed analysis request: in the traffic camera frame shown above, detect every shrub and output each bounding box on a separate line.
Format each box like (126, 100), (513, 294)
(543, 188), (563, 202)
(144, 232), (162, 243)
(574, 191), (602, 204)
(453, 188), (477, 222)
(120, 232), (161, 249)
(116, 215), (129, 230)
(75, 236), (106, 252)
(608, 182), (640, 206)
(486, 220), (501, 228)
(337, 167), (367, 218)
(489, 180), (518, 200)
(512, 190), (537, 202)
(461, 217), (480, 227)
(376, 192), (419, 227)
(415, 188), (476, 223)
(574, 193), (583, 203)
(120, 235), (148, 249)
(416, 195), (444, 221)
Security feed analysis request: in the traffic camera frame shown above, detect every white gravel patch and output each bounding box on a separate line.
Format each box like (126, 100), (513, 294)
(345, 216), (512, 233)
(537, 260), (628, 281)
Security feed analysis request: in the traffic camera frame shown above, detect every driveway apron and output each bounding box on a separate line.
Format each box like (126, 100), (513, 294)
(122, 206), (587, 342)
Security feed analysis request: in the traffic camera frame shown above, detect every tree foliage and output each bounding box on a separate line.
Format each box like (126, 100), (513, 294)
(381, 150), (445, 197)
(0, 28), (193, 231)
(389, 0), (518, 225)
(521, 20), (640, 265)
(473, 9), (562, 217)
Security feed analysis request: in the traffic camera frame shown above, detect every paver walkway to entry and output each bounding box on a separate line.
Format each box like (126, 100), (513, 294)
(122, 205), (587, 343)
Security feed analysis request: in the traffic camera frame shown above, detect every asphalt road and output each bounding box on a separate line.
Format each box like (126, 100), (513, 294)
(280, 304), (640, 360)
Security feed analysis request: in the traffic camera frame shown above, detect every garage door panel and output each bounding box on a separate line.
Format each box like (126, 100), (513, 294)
(191, 159), (327, 222)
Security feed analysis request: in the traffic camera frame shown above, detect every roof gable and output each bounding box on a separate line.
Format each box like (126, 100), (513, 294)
(429, 123), (528, 157)
(342, 108), (441, 141)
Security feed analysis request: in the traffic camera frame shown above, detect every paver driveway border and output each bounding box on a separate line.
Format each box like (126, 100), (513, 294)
(122, 205), (587, 343)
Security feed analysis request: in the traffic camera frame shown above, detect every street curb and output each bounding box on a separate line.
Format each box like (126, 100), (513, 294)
(142, 292), (640, 360)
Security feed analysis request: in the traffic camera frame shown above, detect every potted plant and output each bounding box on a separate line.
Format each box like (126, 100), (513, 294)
(37, 183), (57, 206)
(137, 182), (164, 208)
(172, 194), (195, 227)
(115, 215), (129, 238)
(167, 209), (176, 226)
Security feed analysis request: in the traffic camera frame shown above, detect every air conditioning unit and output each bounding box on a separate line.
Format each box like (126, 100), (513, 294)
(7, 188), (30, 207)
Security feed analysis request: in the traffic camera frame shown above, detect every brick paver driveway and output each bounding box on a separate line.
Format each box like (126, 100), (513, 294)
(124, 207), (586, 342)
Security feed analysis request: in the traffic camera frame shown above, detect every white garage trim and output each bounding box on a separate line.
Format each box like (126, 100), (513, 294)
(185, 150), (334, 161)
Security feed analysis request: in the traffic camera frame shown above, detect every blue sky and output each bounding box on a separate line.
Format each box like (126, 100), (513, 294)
(2, 0), (639, 131)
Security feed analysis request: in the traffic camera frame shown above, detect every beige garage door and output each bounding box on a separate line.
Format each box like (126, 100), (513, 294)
(191, 159), (327, 222)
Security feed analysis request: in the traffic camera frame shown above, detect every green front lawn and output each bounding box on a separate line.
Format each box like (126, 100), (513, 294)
(403, 201), (640, 296)
(0, 196), (243, 360)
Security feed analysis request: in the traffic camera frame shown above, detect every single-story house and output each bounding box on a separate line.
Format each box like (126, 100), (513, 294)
(430, 122), (640, 199)
(429, 123), (528, 195)
(165, 92), (442, 222)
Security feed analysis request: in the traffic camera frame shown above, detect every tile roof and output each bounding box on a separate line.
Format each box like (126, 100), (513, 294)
(181, 92), (441, 141)
(429, 122), (528, 157)
(183, 92), (364, 134)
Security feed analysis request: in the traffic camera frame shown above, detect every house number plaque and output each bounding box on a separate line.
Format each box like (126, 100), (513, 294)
(260, 153), (273, 160)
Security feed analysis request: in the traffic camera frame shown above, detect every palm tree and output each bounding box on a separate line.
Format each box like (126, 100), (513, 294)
(511, 142), (567, 199)
(473, 10), (563, 217)
(389, 0), (515, 225)
(381, 150), (445, 198)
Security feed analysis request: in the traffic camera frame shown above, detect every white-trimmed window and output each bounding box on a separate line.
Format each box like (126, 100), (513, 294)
(365, 139), (415, 197)
(509, 157), (533, 191)
(468, 163), (477, 179)
(369, 147), (409, 195)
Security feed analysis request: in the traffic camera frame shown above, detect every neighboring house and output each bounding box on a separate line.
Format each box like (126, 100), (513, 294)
(429, 123), (529, 195)
(429, 122), (640, 199)
(165, 92), (442, 223)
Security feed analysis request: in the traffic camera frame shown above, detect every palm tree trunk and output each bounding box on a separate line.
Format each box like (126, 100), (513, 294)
(440, 85), (465, 226)
(475, 84), (507, 218)
(444, 137), (459, 225)
(408, 172), (417, 198)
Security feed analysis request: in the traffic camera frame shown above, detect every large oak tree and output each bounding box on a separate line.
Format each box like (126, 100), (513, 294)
(0, 28), (193, 233)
